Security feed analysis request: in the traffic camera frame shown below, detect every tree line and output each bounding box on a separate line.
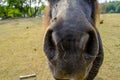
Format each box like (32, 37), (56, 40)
(0, 0), (120, 19)
(0, 0), (45, 19)
(100, 1), (120, 13)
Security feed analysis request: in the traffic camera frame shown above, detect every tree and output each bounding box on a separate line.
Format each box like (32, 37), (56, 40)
(106, 3), (116, 13)
(115, 4), (120, 13)
(109, 10), (114, 13)
(99, 1), (120, 13)
(0, 0), (45, 18)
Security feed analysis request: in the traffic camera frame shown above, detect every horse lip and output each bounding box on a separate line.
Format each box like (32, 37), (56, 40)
(53, 64), (86, 80)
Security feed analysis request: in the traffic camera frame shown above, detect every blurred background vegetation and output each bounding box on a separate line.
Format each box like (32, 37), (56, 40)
(100, 1), (120, 13)
(0, 0), (120, 19)
(0, 0), (45, 19)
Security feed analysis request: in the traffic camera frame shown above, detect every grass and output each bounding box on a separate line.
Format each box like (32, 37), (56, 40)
(0, 18), (53, 80)
(96, 14), (120, 80)
(0, 14), (120, 80)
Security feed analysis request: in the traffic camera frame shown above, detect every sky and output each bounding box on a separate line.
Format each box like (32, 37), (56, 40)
(99, 0), (119, 3)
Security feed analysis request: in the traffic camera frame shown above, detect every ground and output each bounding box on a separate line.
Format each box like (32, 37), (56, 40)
(0, 14), (120, 80)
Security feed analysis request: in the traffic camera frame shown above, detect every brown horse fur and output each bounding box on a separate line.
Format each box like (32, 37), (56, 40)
(43, 0), (104, 80)
(42, 6), (50, 27)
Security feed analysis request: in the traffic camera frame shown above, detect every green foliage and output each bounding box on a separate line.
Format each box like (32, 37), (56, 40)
(40, 5), (45, 11)
(116, 5), (120, 13)
(8, 8), (22, 17)
(0, 6), (4, 17)
(0, 0), (45, 19)
(109, 10), (114, 13)
(0, 6), (22, 18)
(100, 1), (120, 13)
(106, 3), (116, 13)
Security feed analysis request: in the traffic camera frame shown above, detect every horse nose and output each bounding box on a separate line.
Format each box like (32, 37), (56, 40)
(52, 30), (89, 51)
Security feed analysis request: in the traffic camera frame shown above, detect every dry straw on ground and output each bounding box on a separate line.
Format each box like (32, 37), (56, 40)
(0, 14), (120, 80)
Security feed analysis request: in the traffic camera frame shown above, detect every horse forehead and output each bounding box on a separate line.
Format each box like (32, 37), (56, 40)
(50, 0), (91, 14)
(60, 0), (87, 6)
(49, 0), (88, 7)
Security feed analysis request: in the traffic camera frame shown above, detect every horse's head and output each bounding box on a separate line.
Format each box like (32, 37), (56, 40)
(44, 0), (99, 79)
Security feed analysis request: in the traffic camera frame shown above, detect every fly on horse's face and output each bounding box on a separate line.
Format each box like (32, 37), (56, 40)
(43, 0), (104, 80)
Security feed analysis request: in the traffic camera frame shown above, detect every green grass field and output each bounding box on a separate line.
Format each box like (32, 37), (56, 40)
(0, 14), (120, 80)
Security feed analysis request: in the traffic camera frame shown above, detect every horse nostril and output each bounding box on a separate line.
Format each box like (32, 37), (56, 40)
(54, 17), (57, 20)
(52, 17), (57, 22)
(44, 29), (56, 60)
(56, 4), (58, 7)
(84, 31), (98, 57)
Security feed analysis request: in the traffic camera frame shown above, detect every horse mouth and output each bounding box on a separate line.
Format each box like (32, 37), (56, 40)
(52, 30), (98, 61)
(48, 32), (91, 79)
(44, 28), (99, 79)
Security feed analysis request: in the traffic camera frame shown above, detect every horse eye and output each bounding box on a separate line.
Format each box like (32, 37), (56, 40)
(88, 0), (96, 3)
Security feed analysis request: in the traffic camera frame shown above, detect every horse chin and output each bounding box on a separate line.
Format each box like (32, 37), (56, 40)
(53, 70), (86, 80)
(48, 53), (91, 80)
(53, 73), (72, 80)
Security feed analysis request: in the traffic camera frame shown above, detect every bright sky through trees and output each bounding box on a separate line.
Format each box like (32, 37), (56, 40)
(99, 0), (119, 3)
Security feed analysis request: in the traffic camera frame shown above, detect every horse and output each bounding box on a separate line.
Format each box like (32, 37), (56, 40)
(43, 0), (104, 80)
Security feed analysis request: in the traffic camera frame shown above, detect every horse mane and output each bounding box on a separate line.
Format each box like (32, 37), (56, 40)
(42, 6), (50, 28)
(94, 1), (100, 28)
